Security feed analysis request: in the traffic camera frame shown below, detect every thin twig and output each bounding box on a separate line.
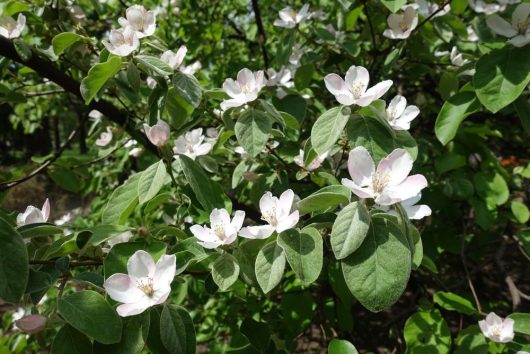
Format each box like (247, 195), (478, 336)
(30, 260), (102, 267)
(251, 0), (269, 68)
(413, 0), (451, 34)
(460, 214), (484, 314)
(362, 0), (378, 53)
(24, 89), (66, 97)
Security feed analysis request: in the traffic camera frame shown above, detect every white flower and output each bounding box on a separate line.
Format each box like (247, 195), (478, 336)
(467, 26), (479, 41)
(409, 0), (450, 18)
(478, 312), (515, 343)
(341, 147), (428, 206)
(486, 3), (530, 47)
(108, 231), (134, 248)
(239, 189), (299, 239)
(17, 199), (50, 226)
(385, 95), (420, 131)
(234, 146), (250, 160)
(146, 77), (157, 89)
(273, 4), (311, 29)
(449, 46), (470, 67)
(220, 68), (266, 110)
(289, 44), (307, 67)
(206, 127), (219, 139)
(103, 26), (139, 57)
(129, 147), (142, 157)
(266, 67), (294, 88)
(0, 14), (25, 39)
(173, 128), (212, 160)
(89, 110), (103, 121)
(190, 209), (245, 249)
(383, 6), (418, 39)
(181, 61), (202, 75)
(96, 127), (113, 147)
(293, 149), (329, 171)
(379, 193), (432, 220)
(160, 46), (187, 71)
(143, 119), (170, 147)
(67, 5), (85, 22)
(118, 5), (156, 38)
(324, 65), (393, 107)
(103, 250), (176, 317)
(469, 0), (520, 14)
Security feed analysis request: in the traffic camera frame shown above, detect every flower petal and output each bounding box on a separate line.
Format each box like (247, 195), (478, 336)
(259, 192), (276, 216)
(210, 208), (231, 227)
(116, 301), (150, 317)
(387, 95), (407, 118)
(230, 210), (246, 231)
(347, 146), (375, 186)
(345, 66), (369, 93)
(127, 250), (156, 279)
(486, 15), (517, 37)
(155, 254), (176, 285)
(324, 74), (348, 95)
(341, 178), (374, 199)
(381, 174), (428, 205)
(279, 189), (295, 215)
(405, 204), (432, 220)
(42, 198), (50, 222)
(103, 273), (144, 303)
(239, 225), (275, 239)
(276, 211), (299, 233)
(377, 148), (413, 186)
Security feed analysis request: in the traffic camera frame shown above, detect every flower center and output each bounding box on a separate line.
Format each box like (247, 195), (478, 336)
(400, 19), (409, 32)
(386, 109), (396, 122)
(213, 224), (226, 240)
(491, 325), (502, 337)
(137, 278), (155, 297)
(261, 207), (278, 226)
(351, 83), (364, 99)
(372, 172), (391, 196)
(517, 19), (529, 35)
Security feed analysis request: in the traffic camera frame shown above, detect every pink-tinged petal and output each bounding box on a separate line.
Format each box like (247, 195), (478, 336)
(230, 210), (246, 231)
(478, 319), (489, 337)
(116, 301), (150, 317)
(254, 70), (265, 89)
(501, 318), (515, 342)
(24, 207), (45, 225)
(387, 95), (407, 118)
(324, 74), (348, 96)
(118, 17), (128, 28)
(279, 189), (295, 215)
(42, 198), (50, 222)
(336, 93), (356, 106)
(347, 146), (375, 186)
(16, 314), (47, 334)
(153, 287), (171, 305)
(382, 174), (428, 204)
(486, 15), (518, 37)
(363, 80), (393, 101)
(508, 35), (530, 47)
(210, 208), (231, 227)
(345, 66), (369, 92)
(155, 254), (176, 285)
(222, 78), (242, 97)
(486, 312), (503, 326)
(405, 204), (431, 220)
(341, 178), (374, 199)
(127, 250), (156, 279)
(276, 211), (299, 233)
(103, 273), (144, 303)
(237, 68), (256, 89)
(195, 143), (212, 157)
(239, 225), (275, 239)
(401, 193), (422, 207)
(377, 148), (413, 186)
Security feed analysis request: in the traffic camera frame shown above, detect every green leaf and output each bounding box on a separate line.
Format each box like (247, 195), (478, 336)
(211, 253), (240, 291)
(17, 222), (63, 238)
(127, 62), (141, 92)
(346, 114), (395, 163)
(255, 241), (286, 293)
(85, 224), (132, 247)
(435, 85), (481, 145)
(473, 171), (509, 206)
(508, 313), (530, 334)
(240, 317), (271, 349)
(381, 0), (407, 12)
(104, 241), (167, 277)
(160, 305), (196, 354)
(297, 185), (351, 215)
(328, 339), (359, 354)
(52, 32), (82, 56)
(404, 310), (451, 353)
(235, 109), (272, 158)
(455, 325), (488, 354)
(277, 227), (323, 286)
(331, 202), (371, 260)
(0, 218), (28, 304)
(102, 173), (141, 225)
(474, 45), (530, 113)
(179, 155), (226, 212)
(138, 160), (168, 205)
(134, 55), (173, 76)
(80, 56), (122, 104)
(433, 291), (477, 315)
(341, 215), (411, 312)
(172, 72), (202, 107)
(310, 106), (351, 156)
(165, 87), (193, 129)
(58, 290), (122, 344)
(146, 307), (170, 354)
(513, 96), (530, 134)
(294, 63), (315, 90)
(511, 201), (530, 224)
(51, 325), (92, 354)
(93, 314), (150, 354)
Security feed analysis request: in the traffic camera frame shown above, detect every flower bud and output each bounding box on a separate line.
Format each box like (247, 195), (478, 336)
(16, 315), (47, 334)
(143, 120), (170, 147)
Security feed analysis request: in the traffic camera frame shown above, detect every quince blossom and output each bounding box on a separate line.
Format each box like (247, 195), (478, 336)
(324, 65), (393, 107)
(17, 199), (50, 226)
(273, 4), (311, 29)
(103, 250), (176, 317)
(173, 128), (212, 160)
(380, 193), (432, 220)
(0, 14), (25, 39)
(96, 127), (113, 147)
(118, 5), (156, 38)
(239, 189), (299, 239)
(220, 68), (266, 110)
(410, 0), (450, 18)
(469, 0), (519, 14)
(385, 95), (420, 131)
(160, 46), (187, 71)
(103, 26), (139, 57)
(478, 312), (515, 343)
(190, 209), (245, 249)
(383, 6), (418, 39)
(341, 147), (428, 206)
(143, 119), (170, 147)
(293, 149), (329, 171)
(486, 3), (530, 47)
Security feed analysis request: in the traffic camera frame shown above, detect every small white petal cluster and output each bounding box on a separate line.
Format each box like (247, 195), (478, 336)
(379, 193), (432, 220)
(104, 26), (140, 57)
(486, 3), (530, 47)
(409, 0), (450, 18)
(143, 119), (170, 147)
(274, 4), (311, 29)
(160, 46), (187, 71)
(324, 66), (393, 107)
(478, 312), (515, 343)
(190, 209), (245, 249)
(95, 127), (113, 147)
(469, 0), (520, 14)
(289, 44), (308, 67)
(383, 6), (418, 39)
(173, 128), (212, 160)
(0, 14), (25, 39)
(266, 67), (294, 98)
(293, 149), (329, 171)
(240, 189), (299, 239)
(385, 95), (420, 131)
(17, 199), (51, 226)
(104, 250), (176, 317)
(220, 68), (266, 110)
(342, 147), (428, 206)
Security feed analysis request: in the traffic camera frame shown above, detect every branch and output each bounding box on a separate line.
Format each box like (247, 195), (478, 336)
(0, 36), (156, 155)
(413, 0), (451, 34)
(251, 0), (269, 68)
